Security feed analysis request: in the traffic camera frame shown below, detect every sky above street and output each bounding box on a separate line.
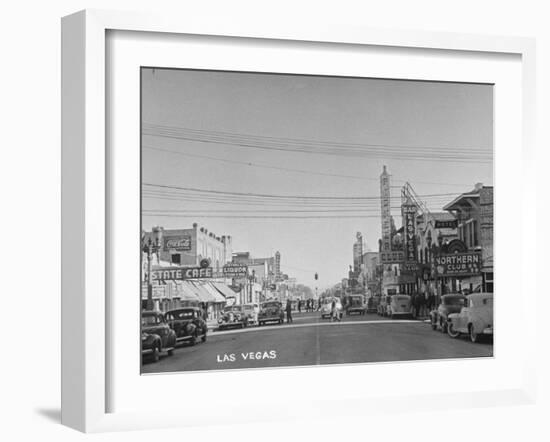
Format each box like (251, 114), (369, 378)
(141, 68), (493, 289)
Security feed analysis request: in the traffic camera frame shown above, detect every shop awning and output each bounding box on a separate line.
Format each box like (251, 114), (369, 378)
(211, 282), (238, 299)
(188, 281), (217, 303)
(202, 283), (227, 303)
(176, 281), (201, 302)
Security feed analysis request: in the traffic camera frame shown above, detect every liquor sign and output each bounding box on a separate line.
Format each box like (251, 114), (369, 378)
(402, 204), (417, 262)
(222, 263), (248, 278)
(380, 250), (404, 263)
(164, 236), (191, 251)
(151, 266), (213, 281)
(433, 252), (482, 277)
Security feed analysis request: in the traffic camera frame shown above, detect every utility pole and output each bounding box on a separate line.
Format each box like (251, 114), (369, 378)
(142, 235), (161, 311)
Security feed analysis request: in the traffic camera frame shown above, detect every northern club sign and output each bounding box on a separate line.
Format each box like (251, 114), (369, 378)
(151, 266), (213, 281)
(433, 252), (482, 277)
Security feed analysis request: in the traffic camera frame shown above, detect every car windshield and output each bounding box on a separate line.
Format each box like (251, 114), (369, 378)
(395, 296), (410, 302)
(225, 306), (242, 312)
(443, 296), (465, 306)
(262, 302), (279, 309)
(350, 297), (363, 305)
(141, 314), (161, 326)
(171, 310), (194, 319)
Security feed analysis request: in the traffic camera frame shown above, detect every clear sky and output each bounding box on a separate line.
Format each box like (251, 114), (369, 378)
(141, 68), (493, 290)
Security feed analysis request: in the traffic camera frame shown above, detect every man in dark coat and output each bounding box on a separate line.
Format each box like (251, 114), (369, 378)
(285, 300), (293, 323)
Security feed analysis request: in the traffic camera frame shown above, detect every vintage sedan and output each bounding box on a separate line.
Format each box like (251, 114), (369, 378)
(346, 295), (366, 316)
(141, 311), (176, 362)
(218, 305), (249, 329)
(165, 307), (207, 345)
(366, 296), (379, 314)
(447, 293), (493, 343)
(258, 301), (284, 326)
(243, 303), (259, 326)
(430, 294), (466, 332)
(320, 297), (343, 320)
(388, 295), (413, 319)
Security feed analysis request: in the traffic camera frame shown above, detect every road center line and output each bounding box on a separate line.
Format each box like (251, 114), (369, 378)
(210, 319), (421, 337)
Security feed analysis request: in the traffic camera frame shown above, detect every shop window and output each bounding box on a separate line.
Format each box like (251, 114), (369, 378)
(171, 254), (181, 264)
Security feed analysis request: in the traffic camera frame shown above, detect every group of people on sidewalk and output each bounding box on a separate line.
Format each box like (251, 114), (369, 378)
(411, 292), (436, 319)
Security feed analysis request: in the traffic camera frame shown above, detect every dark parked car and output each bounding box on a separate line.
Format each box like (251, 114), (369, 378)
(258, 301), (284, 326)
(429, 294), (466, 333)
(141, 311), (176, 362)
(346, 295), (366, 316)
(165, 307), (208, 345)
(366, 296), (379, 314)
(218, 305), (249, 329)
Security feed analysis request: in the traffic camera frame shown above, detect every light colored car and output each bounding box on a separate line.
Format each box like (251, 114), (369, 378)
(429, 294), (466, 332)
(388, 295), (413, 319)
(243, 303), (259, 326)
(320, 297), (343, 319)
(447, 293), (493, 343)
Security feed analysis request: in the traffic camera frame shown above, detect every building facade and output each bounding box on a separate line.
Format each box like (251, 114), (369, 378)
(143, 223), (233, 273)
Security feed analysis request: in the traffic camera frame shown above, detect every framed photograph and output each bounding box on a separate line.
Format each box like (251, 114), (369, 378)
(61, 9), (537, 432)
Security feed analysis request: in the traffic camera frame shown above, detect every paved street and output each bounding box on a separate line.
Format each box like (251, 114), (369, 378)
(142, 312), (493, 373)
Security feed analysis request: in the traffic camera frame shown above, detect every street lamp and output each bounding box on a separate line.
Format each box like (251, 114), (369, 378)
(142, 233), (161, 311)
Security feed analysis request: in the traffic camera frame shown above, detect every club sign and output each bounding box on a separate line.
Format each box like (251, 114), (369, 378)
(433, 252), (481, 276)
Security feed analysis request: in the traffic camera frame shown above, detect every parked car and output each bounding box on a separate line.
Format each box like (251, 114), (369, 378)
(243, 303), (259, 326)
(447, 293), (493, 343)
(388, 295), (413, 319)
(258, 301), (284, 326)
(346, 295), (366, 316)
(165, 307), (207, 345)
(320, 297), (343, 319)
(141, 311), (176, 362)
(218, 305), (249, 329)
(377, 295), (391, 316)
(430, 294), (466, 332)
(366, 296), (379, 314)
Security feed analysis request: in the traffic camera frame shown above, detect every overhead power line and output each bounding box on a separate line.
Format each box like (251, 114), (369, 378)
(142, 123), (492, 164)
(142, 183), (460, 201)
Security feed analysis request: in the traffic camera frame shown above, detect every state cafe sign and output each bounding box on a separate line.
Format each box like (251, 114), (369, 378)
(151, 266), (213, 281)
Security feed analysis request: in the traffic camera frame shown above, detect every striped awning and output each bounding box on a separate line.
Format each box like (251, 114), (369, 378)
(202, 283), (226, 303)
(212, 282), (238, 299)
(188, 281), (217, 303)
(176, 281), (201, 302)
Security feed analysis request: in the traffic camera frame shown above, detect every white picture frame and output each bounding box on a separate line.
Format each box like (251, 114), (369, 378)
(61, 9), (537, 433)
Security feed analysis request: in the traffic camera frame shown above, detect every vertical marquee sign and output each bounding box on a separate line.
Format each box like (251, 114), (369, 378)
(380, 166), (392, 252)
(402, 203), (417, 266)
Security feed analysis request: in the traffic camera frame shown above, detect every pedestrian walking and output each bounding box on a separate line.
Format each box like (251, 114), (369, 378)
(298, 300), (302, 313)
(331, 300), (341, 322)
(285, 300), (293, 323)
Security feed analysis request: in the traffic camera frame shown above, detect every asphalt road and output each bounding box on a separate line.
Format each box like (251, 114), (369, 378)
(142, 312), (493, 374)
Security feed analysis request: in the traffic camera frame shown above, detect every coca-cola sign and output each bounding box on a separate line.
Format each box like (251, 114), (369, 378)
(164, 236), (191, 251)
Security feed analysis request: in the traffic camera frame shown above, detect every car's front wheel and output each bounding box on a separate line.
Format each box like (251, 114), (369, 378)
(447, 323), (460, 338)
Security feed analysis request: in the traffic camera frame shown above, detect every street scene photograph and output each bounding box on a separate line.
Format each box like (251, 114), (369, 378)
(140, 68), (494, 374)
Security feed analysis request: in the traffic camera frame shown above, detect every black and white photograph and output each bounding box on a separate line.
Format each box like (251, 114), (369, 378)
(140, 67), (494, 374)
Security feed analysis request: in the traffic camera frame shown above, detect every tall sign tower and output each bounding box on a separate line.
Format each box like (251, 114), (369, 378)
(380, 166), (392, 252)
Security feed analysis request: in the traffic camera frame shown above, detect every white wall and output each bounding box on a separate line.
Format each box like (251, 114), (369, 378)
(0, 0), (548, 441)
